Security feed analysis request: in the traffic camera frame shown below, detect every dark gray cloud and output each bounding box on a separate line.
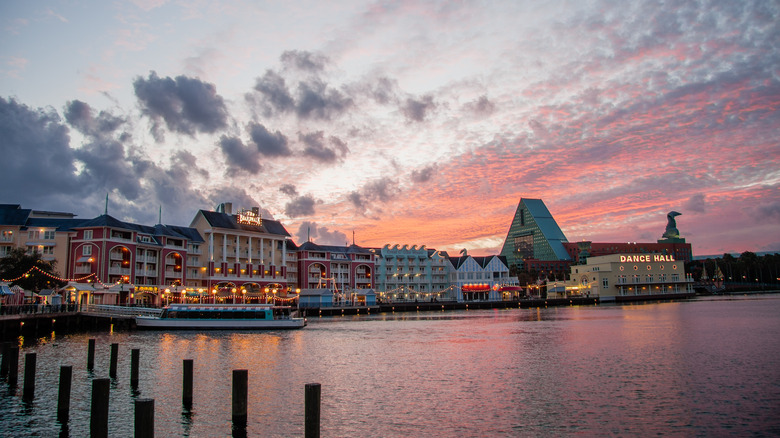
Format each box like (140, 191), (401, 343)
(296, 80), (353, 120)
(463, 95), (496, 117)
(64, 100), (125, 135)
(0, 97), (82, 201)
(218, 135), (262, 174)
(280, 50), (327, 72)
(0, 96), (218, 227)
(402, 95), (436, 122)
(73, 139), (144, 200)
(285, 195), (317, 218)
(294, 221), (347, 246)
(299, 131), (349, 163)
(348, 177), (399, 213)
(757, 200), (780, 222)
(248, 122), (291, 157)
(252, 70), (295, 117)
(279, 184), (298, 196)
(133, 71), (229, 139)
(411, 164), (437, 183)
(684, 193), (706, 213)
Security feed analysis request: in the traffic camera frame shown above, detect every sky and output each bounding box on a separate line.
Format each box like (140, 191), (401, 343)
(1, 0), (779, 257)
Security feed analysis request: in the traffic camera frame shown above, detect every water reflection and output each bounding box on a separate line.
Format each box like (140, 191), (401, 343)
(1, 296), (779, 436)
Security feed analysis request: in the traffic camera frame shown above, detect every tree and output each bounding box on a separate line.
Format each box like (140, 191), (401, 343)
(0, 248), (66, 292)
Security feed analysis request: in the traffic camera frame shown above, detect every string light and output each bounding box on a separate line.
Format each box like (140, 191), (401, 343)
(1, 265), (96, 283)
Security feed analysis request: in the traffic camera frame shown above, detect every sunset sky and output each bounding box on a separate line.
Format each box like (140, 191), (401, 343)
(1, 0), (778, 257)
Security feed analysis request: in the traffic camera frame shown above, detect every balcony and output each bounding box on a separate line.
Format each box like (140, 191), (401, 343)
(74, 265), (92, 274)
(108, 267), (131, 276)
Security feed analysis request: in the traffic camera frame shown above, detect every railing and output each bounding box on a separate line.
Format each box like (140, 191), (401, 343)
(0, 303), (80, 316)
(81, 304), (163, 318)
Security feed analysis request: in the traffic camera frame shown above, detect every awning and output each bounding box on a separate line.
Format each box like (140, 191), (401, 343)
(77, 256), (92, 263)
(0, 285), (14, 296)
(38, 289), (58, 296)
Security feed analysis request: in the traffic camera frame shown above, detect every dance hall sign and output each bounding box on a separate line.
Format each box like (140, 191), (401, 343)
(620, 254), (675, 263)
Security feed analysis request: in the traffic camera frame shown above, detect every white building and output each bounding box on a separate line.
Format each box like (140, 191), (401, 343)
(449, 255), (518, 302)
(372, 244), (452, 302)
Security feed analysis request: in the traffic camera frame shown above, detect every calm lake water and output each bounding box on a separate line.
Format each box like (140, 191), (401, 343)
(2, 295), (779, 437)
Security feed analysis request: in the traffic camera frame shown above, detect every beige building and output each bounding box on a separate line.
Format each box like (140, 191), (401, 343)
(561, 253), (694, 301)
(187, 203), (293, 300)
(0, 205), (80, 278)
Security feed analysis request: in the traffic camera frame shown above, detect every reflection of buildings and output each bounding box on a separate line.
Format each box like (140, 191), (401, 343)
(499, 198), (693, 280)
(559, 254), (694, 301)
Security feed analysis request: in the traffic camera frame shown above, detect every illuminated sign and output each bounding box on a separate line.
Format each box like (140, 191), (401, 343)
(237, 210), (262, 226)
(620, 254), (675, 263)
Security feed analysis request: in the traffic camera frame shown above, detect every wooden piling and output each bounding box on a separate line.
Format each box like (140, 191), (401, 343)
(232, 369), (248, 426)
(87, 338), (96, 370)
(109, 343), (118, 378)
(22, 352), (36, 402)
(305, 382), (321, 438)
(91, 378), (110, 438)
(7, 346), (19, 386)
(134, 398), (154, 438)
(130, 349), (140, 388)
(58, 365), (72, 421)
(0, 341), (10, 377)
(182, 359), (193, 408)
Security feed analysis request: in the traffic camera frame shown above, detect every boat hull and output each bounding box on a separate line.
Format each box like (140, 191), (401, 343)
(135, 316), (306, 330)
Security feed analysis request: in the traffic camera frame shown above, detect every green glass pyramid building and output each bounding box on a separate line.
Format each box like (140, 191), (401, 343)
(499, 198), (572, 270)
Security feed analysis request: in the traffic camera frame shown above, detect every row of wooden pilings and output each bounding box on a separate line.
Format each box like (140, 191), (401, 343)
(0, 340), (322, 437)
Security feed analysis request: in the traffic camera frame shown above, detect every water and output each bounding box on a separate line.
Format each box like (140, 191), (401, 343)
(2, 295), (779, 437)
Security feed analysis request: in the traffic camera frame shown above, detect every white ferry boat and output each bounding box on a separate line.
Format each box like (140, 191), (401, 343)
(135, 303), (306, 330)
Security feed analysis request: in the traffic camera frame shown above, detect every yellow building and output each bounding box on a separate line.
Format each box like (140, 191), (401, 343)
(563, 253), (694, 302)
(188, 203), (293, 301)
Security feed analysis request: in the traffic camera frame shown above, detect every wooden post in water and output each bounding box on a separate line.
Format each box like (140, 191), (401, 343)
(91, 378), (110, 438)
(182, 359), (193, 408)
(0, 341), (10, 377)
(7, 346), (19, 386)
(130, 349), (140, 388)
(58, 365), (72, 421)
(22, 352), (36, 402)
(87, 339), (96, 370)
(134, 398), (154, 438)
(232, 369), (248, 426)
(305, 383), (321, 438)
(109, 343), (118, 378)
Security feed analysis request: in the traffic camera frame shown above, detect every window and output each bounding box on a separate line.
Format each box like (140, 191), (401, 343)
(1, 230), (12, 241)
(84, 230), (93, 240)
(43, 246), (55, 255)
(28, 230), (40, 240)
(602, 278), (609, 288)
(0, 246), (10, 256)
(43, 230), (55, 240)
(83, 246), (92, 256)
